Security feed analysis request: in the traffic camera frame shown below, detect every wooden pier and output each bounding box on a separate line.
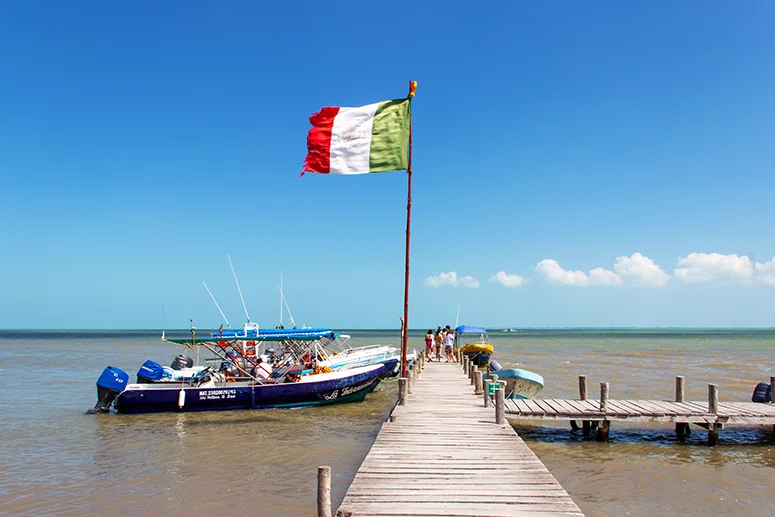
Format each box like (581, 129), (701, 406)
(334, 359), (584, 517)
(505, 375), (775, 444)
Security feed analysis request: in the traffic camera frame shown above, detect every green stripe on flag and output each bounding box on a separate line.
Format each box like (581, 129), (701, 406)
(369, 99), (410, 172)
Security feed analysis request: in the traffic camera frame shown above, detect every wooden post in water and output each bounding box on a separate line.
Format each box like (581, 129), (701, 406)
(708, 383), (719, 446)
(495, 382), (505, 425)
(317, 465), (331, 517)
(573, 375), (589, 433)
(770, 376), (774, 404)
(474, 370), (483, 395)
(398, 378), (408, 406)
(596, 382), (610, 442)
(675, 376), (689, 436)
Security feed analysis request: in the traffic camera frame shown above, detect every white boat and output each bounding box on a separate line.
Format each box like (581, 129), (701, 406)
(489, 362), (544, 400)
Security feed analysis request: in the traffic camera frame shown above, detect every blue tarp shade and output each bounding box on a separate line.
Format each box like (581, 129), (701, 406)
(456, 325), (488, 335)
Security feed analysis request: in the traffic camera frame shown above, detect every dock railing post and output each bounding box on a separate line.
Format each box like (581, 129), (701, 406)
(463, 356), (469, 374)
(495, 381), (505, 425)
(771, 376), (774, 404)
(398, 378), (408, 405)
(474, 370), (483, 395)
(317, 465), (331, 517)
(708, 383), (719, 446)
(485, 374), (498, 408)
(407, 366), (414, 395)
(576, 375), (589, 433)
(675, 376), (689, 436)
(469, 363), (475, 384)
(596, 382), (610, 442)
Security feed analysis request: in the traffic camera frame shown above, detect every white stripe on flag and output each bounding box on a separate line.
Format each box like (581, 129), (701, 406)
(329, 102), (380, 174)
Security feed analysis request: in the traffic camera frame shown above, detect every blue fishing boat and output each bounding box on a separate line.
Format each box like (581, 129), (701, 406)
(88, 325), (397, 414)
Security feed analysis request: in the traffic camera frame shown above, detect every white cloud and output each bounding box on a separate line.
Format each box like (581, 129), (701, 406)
(424, 271), (480, 288)
(614, 253), (670, 286)
(755, 257), (775, 285)
(674, 253), (754, 284)
(535, 259), (621, 286)
(488, 271), (527, 288)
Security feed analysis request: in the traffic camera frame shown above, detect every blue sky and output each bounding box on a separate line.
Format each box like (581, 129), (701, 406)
(1, 2), (774, 329)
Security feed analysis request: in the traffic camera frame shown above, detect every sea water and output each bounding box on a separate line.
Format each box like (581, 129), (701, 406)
(0, 329), (773, 516)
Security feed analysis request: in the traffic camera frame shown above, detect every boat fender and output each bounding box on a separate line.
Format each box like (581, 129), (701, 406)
(752, 382), (772, 403)
(178, 389), (186, 408)
(489, 360), (503, 372)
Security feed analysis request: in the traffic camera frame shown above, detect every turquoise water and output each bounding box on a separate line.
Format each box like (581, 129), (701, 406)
(0, 329), (773, 516)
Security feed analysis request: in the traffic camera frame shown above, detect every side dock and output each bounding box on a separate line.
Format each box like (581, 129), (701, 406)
(335, 360), (583, 517)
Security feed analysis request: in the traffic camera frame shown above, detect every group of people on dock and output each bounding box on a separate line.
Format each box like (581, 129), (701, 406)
(425, 325), (455, 363)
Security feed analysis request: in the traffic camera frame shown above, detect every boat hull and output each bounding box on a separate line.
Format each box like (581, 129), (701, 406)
(114, 362), (390, 414)
(460, 343), (493, 367)
(491, 368), (544, 400)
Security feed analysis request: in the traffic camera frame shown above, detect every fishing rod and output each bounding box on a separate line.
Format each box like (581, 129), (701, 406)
(227, 254), (251, 323)
(202, 281), (232, 330)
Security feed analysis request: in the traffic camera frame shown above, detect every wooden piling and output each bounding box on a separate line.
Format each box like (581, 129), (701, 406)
(708, 383), (718, 415)
(407, 367), (414, 395)
(675, 376), (689, 436)
(707, 383), (719, 445)
(317, 466), (331, 517)
(398, 378), (408, 406)
(578, 375), (590, 435)
(495, 384), (505, 425)
(771, 376), (775, 404)
(600, 382), (609, 412)
(474, 370), (483, 395)
(468, 363), (475, 384)
(596, 420), (610, 442)
(463, 356), (469, 374)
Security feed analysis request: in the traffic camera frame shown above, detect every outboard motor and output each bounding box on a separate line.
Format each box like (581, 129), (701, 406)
(171, 354), (194, 370)
(136, 360), (164, 383)
(752, 381), (772, 403)
(87, 366), (129, 414)
(489, 359), (503, 372)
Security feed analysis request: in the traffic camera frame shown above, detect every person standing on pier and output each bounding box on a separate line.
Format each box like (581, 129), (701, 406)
(444, 325), (454, 362)
(425, 329), (434, 361)
(435, 326), (443, 361)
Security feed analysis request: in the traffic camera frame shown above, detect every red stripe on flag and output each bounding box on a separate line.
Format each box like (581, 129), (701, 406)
(303, 107), (339, 174)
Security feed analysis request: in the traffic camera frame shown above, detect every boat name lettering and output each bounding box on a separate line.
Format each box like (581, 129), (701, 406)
(198, 389), (238, 400)
(340, 382), (370, 397)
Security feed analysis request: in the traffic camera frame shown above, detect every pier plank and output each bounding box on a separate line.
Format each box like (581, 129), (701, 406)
(336, 362), (583, 517)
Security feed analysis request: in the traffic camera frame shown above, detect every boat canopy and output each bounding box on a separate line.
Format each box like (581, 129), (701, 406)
(456, 325), (488, 335)
(165, 327), (336, 344)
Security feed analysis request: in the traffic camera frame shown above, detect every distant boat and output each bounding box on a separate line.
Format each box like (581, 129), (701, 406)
(503, 328), (516, 333)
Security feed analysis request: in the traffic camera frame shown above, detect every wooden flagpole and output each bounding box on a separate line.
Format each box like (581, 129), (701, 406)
(401, 81), (416, 379)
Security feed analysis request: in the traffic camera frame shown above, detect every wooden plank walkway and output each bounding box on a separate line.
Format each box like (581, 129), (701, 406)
(336, 361), (583, 517)
(506, 398), (775, 425)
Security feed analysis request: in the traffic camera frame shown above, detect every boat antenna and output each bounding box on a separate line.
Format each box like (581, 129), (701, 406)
(278, 286), (297, 329)
(279, 273), (283, 328)
(455, 302), (461, 328)
(202, 281), (232, 330)
(227, 254), (251, 323)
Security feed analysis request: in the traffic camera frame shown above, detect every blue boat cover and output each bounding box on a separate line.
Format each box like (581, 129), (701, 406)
(137, 360), (164, 381)
(96, 366), (129, 392)
(456, 325), (488, 335)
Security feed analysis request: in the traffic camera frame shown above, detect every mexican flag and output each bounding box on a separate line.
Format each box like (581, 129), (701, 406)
(303, 98), (411, 175)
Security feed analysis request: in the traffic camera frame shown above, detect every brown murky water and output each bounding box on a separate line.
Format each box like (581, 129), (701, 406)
(0, 329), (773, 516)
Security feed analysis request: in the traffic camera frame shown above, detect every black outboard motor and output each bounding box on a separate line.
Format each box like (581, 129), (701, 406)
(136, 360), (164, 383)
(752, 382), (772, 403)
(87, 366), (129, 414)
(171, 354), (194, 370)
